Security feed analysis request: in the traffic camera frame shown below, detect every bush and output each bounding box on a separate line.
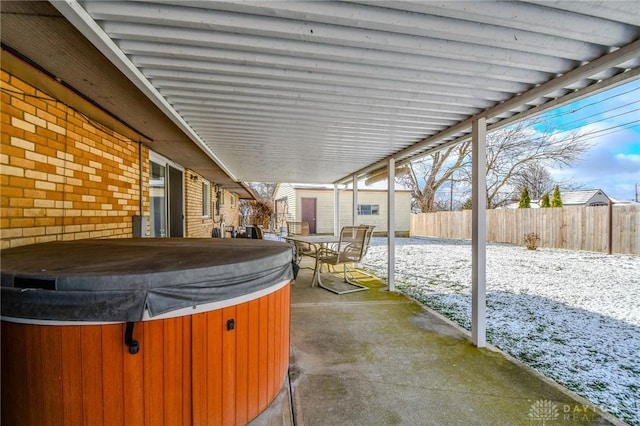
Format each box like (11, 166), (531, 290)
(551, 185), (563, 207)
(519, 187), (531, 208)
(524, 232), (540, 250)
(245, 199), (274, 228)
(540, 193), (550, 208)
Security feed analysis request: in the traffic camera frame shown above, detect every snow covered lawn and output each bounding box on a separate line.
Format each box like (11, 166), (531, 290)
(362, 237), (640, 426)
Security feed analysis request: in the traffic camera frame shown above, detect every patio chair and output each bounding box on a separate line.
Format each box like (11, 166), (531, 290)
(325, 224), (375, 274)
(286, 221), (309, 236)
(287, 221), (316, 265)
(312, 226), (371, 294)
(359, 224), (375, 254)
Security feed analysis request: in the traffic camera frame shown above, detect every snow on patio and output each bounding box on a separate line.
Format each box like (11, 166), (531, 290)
(362, 237), (640, 425)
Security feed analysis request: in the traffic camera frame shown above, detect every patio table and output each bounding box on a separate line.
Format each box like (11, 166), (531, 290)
(284, 235), (341, 285)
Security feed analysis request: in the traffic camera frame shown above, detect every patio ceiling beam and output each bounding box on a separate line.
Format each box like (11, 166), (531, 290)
(191, 128), (420, 145)
(140, 0), (635, 48)
(150, 79), (484, 116)
(84, 1), (584, 71)
(522, 0), (640, 27)
(111, 36), (537, 95)
(168, 99), (465, 125)
(104, 23), (554, 83)
(356, 0), (636, 45)
(185, 116), (441, 135)
(336, 39), (640, 185)
(185, 111), (446, 134)
(159, 89), (477, 120)
(143, 69), (496, 110)
(125, 45), (512, 101)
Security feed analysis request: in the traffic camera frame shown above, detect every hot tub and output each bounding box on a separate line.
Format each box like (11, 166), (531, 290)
(1, 238), (293, 426)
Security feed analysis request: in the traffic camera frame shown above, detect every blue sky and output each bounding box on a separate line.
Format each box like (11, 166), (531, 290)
(539, 78), (640, 201)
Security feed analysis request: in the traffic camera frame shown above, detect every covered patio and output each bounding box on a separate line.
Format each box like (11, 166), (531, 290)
(2, 1), (639, 424)
(250, 260), (624, 425)
(3, 0), (635, 347)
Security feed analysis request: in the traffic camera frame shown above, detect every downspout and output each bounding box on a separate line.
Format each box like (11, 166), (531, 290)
(139, 140), (143, 216)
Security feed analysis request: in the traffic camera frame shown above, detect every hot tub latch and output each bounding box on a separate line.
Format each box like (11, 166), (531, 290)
(227, 319), (235, 331)
(125, 322), (139, 355)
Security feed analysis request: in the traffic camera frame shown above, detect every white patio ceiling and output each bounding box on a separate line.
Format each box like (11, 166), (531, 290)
(46, 1), (640, 184)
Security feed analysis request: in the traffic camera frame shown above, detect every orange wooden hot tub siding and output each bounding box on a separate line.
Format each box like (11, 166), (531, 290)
(1, 283), (291, 426)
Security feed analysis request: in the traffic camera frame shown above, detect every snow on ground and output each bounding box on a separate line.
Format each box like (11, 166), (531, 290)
(361, 237), (640, 425)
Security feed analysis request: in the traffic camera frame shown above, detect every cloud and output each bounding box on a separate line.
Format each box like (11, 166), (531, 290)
(539, 79), (640, 200)
(549, 125), (640, 200)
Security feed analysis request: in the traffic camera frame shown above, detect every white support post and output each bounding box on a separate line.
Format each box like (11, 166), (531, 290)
(387, 158), (396, 292)
(471, 118), (487, 348)
(334, 184), (340, 236)
(352, 174), (358, 226)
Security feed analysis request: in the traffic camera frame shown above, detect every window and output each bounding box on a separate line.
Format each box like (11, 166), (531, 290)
(149, 160), (167, 237)
(230, 193), (236, 207)
(149, 151), (184, 238)
(202, 181), (210, 217)
(357, 204), (379, 215)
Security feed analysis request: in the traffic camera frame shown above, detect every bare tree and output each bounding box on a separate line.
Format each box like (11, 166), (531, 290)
(483, 121), (591, 208)
(400, 141), (471, 212)
(404, 118), (592, 211)
(246, 182), (276, 199)
(511, 162), (554, 200)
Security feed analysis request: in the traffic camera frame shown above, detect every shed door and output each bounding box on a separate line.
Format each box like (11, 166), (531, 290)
(301, 197), (317, 234)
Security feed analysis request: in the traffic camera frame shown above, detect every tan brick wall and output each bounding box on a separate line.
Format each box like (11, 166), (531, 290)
(218, 189), (240, 231)
(184, 170), (214, 238)
(1, 69), (149, 249)
(179, 172), (243, 238)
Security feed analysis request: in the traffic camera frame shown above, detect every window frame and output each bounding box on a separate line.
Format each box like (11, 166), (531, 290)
(357, 204), (380, 216)
(202, 180), (211, 218)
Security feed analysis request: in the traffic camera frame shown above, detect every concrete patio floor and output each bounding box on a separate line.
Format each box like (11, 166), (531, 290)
(251, 260), (625, 426)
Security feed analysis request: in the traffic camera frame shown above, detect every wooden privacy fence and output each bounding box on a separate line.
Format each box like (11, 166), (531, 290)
(410, 205), (640, 255)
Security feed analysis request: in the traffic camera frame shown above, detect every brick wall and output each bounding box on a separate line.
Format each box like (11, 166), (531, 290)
(1, 69), (149, 249)
(184, 170), (214, 238)
(218, 188), (241, 231)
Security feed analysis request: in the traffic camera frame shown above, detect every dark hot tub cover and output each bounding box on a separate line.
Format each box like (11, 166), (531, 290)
(1, 238), (293, 322)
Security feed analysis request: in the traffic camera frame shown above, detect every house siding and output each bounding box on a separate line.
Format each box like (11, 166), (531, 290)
(338, 190), (411, 236)
(296, 188), (335, 234)
(273, 183), (296, 229)
(276, 186), (410, 236)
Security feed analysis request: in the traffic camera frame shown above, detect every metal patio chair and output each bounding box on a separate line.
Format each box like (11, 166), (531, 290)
(313, 225), (371, 294)
(287, 221), (316, 265)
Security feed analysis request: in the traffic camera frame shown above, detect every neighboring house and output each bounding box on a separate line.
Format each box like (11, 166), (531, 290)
(560, 189), (611, 206)
(1, 53), (246, 249)
(501, 189), (612, 209)
(273, 182), (411, 237)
